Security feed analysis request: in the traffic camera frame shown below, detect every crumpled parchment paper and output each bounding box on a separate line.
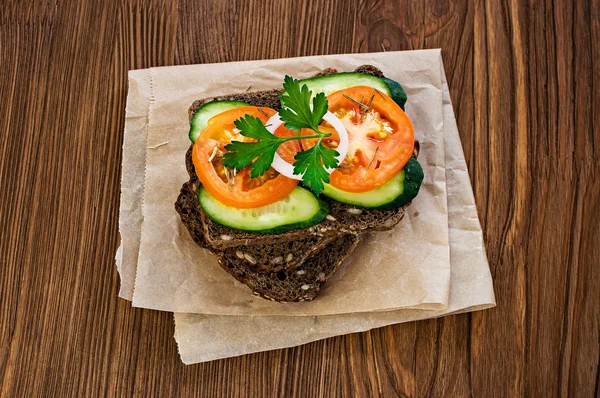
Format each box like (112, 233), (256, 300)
(128, 50), (451, 316)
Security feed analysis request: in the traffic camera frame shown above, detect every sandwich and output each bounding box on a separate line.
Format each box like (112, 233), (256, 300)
(175, 65), (423, 302)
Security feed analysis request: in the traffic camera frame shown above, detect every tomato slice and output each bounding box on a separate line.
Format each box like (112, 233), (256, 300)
(192, 106), (299, 208)
(301, 86), (414, 193)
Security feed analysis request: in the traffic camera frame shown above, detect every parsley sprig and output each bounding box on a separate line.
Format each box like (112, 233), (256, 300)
(222, 76), (339, 195)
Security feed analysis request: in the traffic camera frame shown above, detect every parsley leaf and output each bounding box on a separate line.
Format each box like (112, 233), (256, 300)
(222, 77), (340, 195)
(293, 140), (339, 195)
(279, 75), (328, 132)
(222, 115), (282, 179)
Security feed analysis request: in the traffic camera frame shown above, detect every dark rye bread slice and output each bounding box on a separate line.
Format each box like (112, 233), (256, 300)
(220, 234), (339, 274)
(217, 233), (361, 302)
(183, 65), (413, 250)
(186, 67), (341, 121)
(176, 178), (362, 300)
(175, 180), (340, 273)
(181, 145), (409, 252)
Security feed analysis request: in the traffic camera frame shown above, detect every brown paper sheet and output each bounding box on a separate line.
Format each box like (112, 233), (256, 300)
(173, 64), (495, 364)
(114, 51), (494, 363)
(129, 50), (452, 316)
(116, 69), (152, 300)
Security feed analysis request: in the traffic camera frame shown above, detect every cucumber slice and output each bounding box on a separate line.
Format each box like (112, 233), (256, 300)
(189, 100), (249, 142)
(290, 72), (407, 110)
(382, 77), (407, 110)
(322, 158), (424, 209)
(198, 186), (330, 234)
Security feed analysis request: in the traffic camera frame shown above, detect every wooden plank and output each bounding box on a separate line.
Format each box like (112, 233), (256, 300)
(0, 0), (598, 396)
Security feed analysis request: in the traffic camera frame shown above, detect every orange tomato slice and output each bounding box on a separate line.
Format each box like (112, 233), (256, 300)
(301, 86), (414, 192)
(192, 106), (299, 208)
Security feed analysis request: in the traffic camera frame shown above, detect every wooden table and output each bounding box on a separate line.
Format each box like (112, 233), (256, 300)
(1, 1), (598, 396)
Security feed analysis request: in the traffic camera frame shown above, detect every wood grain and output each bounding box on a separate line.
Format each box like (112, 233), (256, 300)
(1, 0), (599, 396)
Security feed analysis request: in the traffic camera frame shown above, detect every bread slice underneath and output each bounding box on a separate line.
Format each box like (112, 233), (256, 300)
(176, 179), (362, 300)
(216, 234), (361, 302)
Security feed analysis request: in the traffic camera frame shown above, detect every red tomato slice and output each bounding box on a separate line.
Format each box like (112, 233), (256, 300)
(192, 107), (299, 208)
(301, 86), (414, 192)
